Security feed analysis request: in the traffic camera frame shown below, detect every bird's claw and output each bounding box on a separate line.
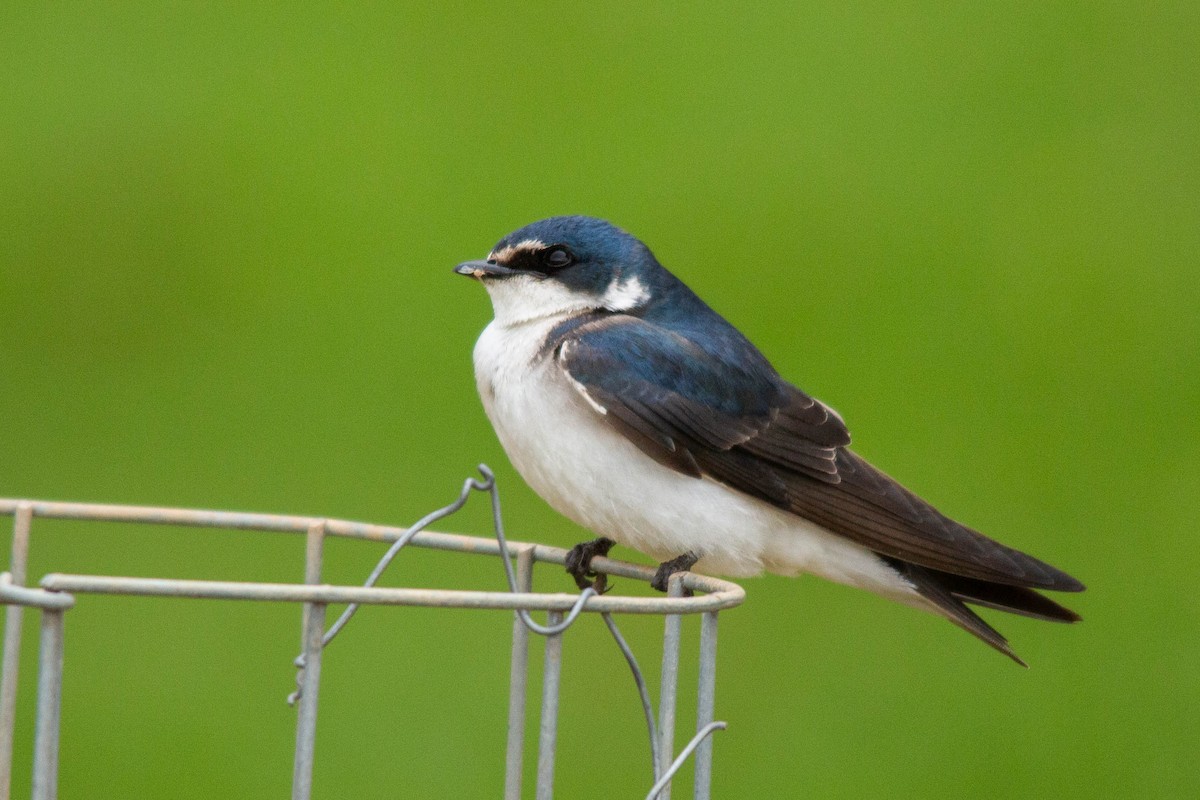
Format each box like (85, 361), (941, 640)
(564, 537), (615, 591)
(651, 552), (700, 596)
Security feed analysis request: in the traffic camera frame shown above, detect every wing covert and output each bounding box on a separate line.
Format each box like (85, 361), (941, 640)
(554, 315), (847, 484)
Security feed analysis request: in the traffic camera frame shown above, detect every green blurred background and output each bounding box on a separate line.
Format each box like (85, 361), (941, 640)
(2, 3), (1197, 797)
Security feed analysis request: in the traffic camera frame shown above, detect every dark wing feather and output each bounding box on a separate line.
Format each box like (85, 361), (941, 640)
(554, 315), (1083, 593)
(556, 316), (847, 485)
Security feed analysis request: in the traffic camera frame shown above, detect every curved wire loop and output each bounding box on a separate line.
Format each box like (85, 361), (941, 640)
(289, 464), (728, 798)
(291, 465), (598, 699)
(476, 465), (599, 635)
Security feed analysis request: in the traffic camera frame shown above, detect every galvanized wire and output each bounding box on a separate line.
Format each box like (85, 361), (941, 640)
(646, 722), (727, 800)
(602, 612), (661, 780)
(288, 468), (596, 710)
(285, 464), (694, 794)
(0, 505), (31, 800)
(0, 468), (743, 799)
(291, 465), (598, 702)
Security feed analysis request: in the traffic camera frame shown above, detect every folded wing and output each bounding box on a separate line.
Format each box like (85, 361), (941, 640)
(553, 314), (1083, 593)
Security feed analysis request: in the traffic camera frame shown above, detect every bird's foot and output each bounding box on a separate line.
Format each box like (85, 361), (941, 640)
(651, 552), (699, 596)
(564, 537), (615, 591)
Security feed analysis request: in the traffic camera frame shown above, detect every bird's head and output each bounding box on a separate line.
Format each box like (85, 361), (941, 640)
(455, 216), (663, 326)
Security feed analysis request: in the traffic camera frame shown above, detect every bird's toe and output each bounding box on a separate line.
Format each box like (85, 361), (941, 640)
(651, 552), (700, 595)
(564, 536), (615, 590)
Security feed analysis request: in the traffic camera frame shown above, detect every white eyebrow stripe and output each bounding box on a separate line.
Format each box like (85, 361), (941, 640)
(488, 238), (547, 263)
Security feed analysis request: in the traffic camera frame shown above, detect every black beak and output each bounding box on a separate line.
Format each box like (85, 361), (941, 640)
(454, 259), (519, 279)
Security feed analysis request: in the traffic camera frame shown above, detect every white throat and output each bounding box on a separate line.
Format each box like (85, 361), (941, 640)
(481, 274), (595, 327)
(482, 273), (650, 328)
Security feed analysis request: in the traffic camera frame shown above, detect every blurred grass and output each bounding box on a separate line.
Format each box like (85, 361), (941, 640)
(1, 2), (1197, 798)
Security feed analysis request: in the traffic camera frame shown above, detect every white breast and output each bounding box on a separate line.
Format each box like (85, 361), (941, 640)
(471, 312), (920, 605)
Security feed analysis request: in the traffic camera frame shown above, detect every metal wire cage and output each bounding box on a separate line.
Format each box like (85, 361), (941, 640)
(0, 467), (744, 799)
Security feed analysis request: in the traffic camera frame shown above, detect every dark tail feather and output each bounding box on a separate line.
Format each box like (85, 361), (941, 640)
(883, 558), (1082, 667)
(935, 571), (1081, 623)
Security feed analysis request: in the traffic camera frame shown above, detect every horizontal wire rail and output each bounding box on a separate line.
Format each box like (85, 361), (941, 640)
(0, 466), (744, 800)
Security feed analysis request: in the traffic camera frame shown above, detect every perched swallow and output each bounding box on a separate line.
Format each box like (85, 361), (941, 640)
(456, 215), (1083, 664)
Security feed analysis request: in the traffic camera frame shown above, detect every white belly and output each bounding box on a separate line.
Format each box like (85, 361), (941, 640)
(472, 316), (918, 602)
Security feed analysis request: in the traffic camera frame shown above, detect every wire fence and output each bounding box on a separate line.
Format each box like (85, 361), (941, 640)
(0, 466), (744, 799)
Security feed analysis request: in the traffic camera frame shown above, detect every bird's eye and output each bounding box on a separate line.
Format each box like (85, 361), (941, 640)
(542, 247), (574, 269)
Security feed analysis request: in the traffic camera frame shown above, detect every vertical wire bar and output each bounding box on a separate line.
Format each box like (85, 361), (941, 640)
(30, 609), (64, 800)
(534, 609), (564, 800)
(655, 577), (685, 800)
(0, 503), (32, 800)
(504, 546), (534, 800)
(291, 521), (326, 800)
(692, 612), (719, 800)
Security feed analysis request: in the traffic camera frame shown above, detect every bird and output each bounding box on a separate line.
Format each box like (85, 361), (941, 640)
(455, 215), (1083, 665)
